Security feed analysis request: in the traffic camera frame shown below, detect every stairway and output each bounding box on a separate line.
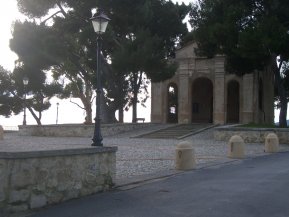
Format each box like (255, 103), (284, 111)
(135, 123), (216, 139)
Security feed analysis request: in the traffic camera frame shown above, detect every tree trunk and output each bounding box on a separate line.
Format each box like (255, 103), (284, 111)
(272, 54), (287, 127)
(27, 106), (42, 125)
(84, 106), (92, 124)
(279, 97), (288, 127)
(99, 94), (117, 123)
(107, 107), (118, 123)
(132, 92), (137, 123)
(131, 71), (143, 123)
(76, 84), (93, 124)
(118, 106), (124, 123)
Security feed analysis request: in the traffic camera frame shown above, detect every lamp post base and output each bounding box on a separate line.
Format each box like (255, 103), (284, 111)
(92, 118), (103, 146)
(91, 139), (103, 147)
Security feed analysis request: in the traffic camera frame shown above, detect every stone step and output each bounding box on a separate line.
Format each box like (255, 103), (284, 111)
(135, 124), (216, 139)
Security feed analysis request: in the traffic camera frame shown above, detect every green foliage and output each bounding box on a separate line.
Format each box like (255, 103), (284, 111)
(100, 0), (189, 121)
(12, 0), (190, 123)
(190, 0), (289, 72)
(190, 0), (289, 126)
(239, 122), (289, 128)
(10, 21), (65, 70)
(17, 0), (57, 18)
(0, 64), (63, 124)
(0, 66), (22, 117)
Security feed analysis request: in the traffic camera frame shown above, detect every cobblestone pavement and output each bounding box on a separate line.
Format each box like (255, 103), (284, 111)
(1, 125), (289, 184)
(108, 127), (289, 182)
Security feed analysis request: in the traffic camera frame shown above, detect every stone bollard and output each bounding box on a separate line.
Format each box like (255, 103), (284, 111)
(228, 135), (245, 159)
(0, 125), (3, 140)
(175, 141), (196, 170)
(265, 133), (279, 153)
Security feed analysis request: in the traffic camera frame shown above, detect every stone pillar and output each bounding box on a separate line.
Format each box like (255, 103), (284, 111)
(242, 74), (254, 123)
(214, 56), (225, 124)
(0, 125), (3, 140)
(151, 82), (164, 123)
(252, 72), (258, 123)
(178, 72), (190, 124)
(263, 70), (274, 124)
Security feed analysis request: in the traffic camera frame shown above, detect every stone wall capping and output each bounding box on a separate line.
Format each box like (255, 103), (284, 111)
(214, 125), (289, 144)
(19, 123), (152, 128)
(18, 123), (155, 137)
(216, 125), (288, 132)
(0, 146), (117, 159)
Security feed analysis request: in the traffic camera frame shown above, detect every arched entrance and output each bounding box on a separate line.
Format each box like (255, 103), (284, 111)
(227, 80), (240, 123)
(167, 83), (178, 123)
(191, 78), (213, 123)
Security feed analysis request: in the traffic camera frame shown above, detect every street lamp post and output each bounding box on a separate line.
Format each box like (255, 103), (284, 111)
(90, 9), (110, 146)
(22, 76), (29, 126)
(56, 102), (59, 124)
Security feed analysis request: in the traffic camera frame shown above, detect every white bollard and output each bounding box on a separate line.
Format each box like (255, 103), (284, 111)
(175, 141), (196, 170)
(265, 133), (279, 153)
(228, 135), (245, 159)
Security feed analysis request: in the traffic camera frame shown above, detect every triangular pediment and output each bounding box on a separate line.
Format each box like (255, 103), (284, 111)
(175, 42), (198, 59)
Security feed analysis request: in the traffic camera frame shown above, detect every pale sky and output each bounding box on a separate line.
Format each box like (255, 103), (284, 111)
(0, 1), (20, 71)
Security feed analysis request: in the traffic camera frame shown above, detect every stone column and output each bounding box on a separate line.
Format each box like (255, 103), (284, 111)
(242, 74), (254, 123)
(0, 125), (3, 140)
(214, 56), (225, 124)
(263, 70), (274, 124)
(252, 72), (259, 123)
(151, 82), (164, 123)
(178, 71), (190, 124)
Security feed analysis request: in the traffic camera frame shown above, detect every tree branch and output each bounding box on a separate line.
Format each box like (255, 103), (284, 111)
(56, 2), (67, 17)
(69, 99), (85, 109)
(41, 11), (62, 25)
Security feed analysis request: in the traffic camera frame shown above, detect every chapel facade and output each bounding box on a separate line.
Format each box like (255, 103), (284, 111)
(151, 43), (274, 125)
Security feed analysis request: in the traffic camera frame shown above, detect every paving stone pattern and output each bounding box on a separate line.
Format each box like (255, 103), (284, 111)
(1, 125), (289, 185)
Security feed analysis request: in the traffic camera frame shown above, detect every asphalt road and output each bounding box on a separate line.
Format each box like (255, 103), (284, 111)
(27, 152), (289, 217)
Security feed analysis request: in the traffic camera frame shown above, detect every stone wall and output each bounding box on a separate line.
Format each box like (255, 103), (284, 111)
(0, 147), (117, 215)
(18, 123), (154, 137)
(214, 126), (289, 144)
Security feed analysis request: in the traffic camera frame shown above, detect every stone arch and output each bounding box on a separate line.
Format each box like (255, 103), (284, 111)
(167, 83), (178, 123)
(191, 77), (213, 123)
(227, 80), (240, 123)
